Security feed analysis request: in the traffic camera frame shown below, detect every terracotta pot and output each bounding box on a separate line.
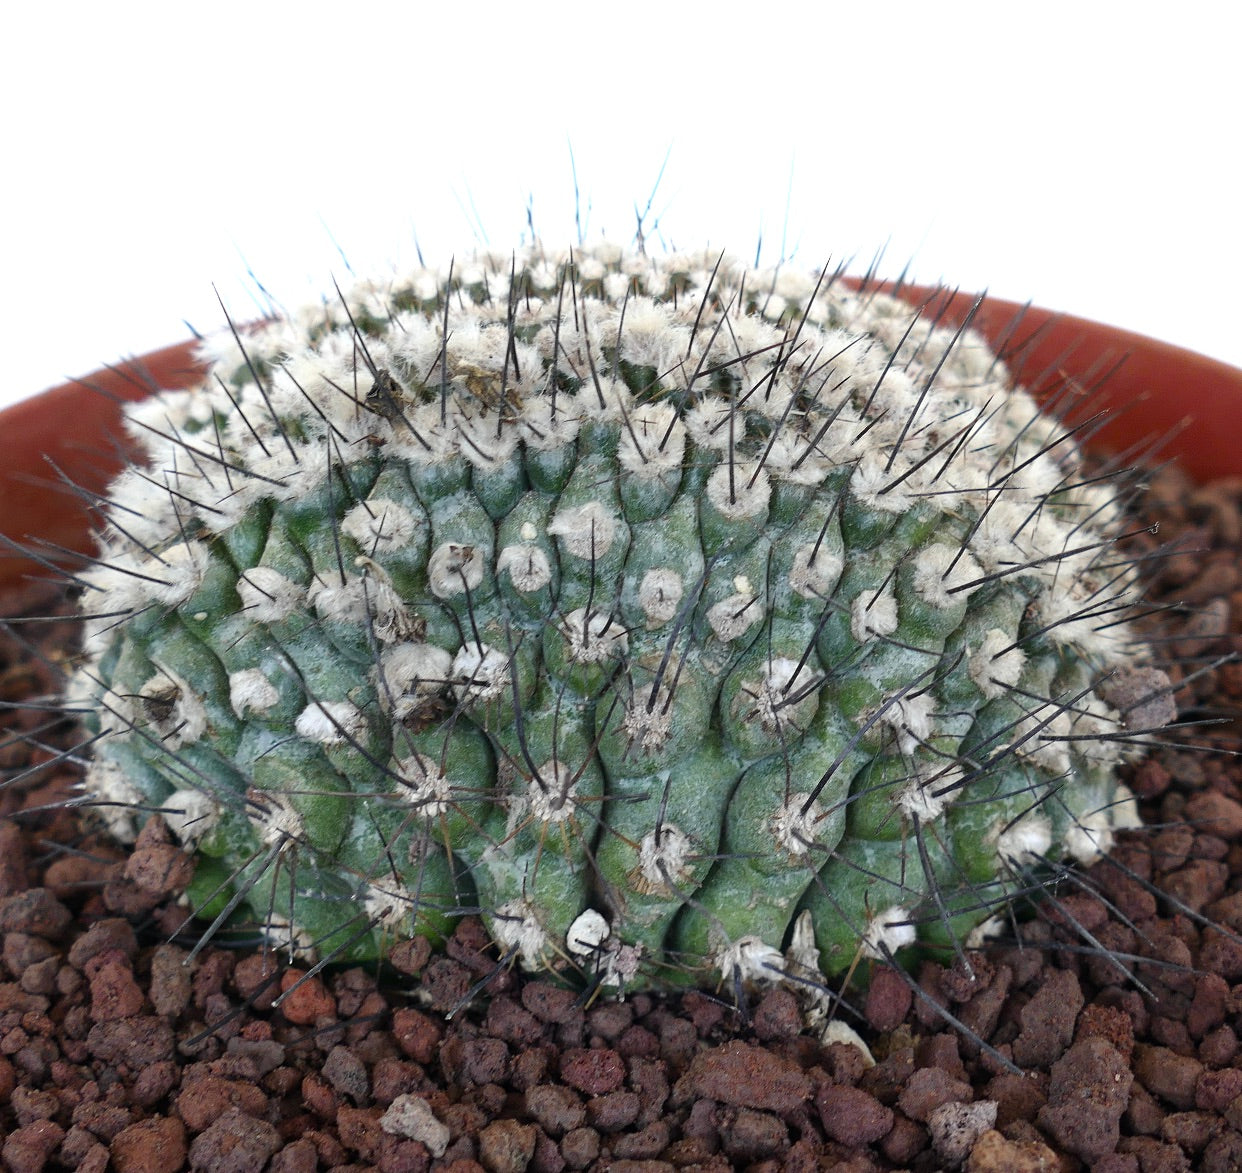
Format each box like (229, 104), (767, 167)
(3, 295), (1241, 601)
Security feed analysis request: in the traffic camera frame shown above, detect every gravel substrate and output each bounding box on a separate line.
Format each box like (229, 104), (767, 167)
(2, 461), (1241, 1173)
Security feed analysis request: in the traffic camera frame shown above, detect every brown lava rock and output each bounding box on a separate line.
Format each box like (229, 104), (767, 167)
(672, 1039), (813, 1113)
(1037, 1037), (1133, 1161)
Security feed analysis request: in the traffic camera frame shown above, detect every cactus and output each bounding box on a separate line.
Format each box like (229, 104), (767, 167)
(69, 241), (1164, 992)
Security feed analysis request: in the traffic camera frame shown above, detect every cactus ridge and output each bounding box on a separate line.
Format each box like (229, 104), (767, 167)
(69, 241), (1164, 991)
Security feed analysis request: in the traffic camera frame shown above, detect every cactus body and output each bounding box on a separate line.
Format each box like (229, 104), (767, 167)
(73, 243), (1152, 990)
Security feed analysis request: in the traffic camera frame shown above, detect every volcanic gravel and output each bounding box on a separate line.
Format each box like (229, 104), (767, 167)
(2, 461), (1242, 1172)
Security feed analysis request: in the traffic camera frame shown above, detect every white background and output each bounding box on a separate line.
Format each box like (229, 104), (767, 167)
(3, 3), (1238, 409)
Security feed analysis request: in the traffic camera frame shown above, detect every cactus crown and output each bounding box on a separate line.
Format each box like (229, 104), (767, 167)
(71, 241), (1156, 992)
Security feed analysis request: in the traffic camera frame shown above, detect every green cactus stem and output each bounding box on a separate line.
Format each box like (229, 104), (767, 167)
(68, 241), (1168, 991)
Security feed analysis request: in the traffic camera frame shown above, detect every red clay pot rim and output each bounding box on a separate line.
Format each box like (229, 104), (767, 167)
(2, 289), (1240, 599)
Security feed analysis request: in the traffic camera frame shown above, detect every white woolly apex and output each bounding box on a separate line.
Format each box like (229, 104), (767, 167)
(707, 590), (765, 643)
(860, 906), (918, 960)
(770, 794), (826, 858)
(705, 460), (771, 521)
(238, 567), (304, 624)
(992, 811), (1053, 867)
(770, 264), (818, 303)
(912, 542), (983, 608)
(427, 542), (487, 599)
(393, 753), (453, 818)
(229, 668), (281, 719)
(341, 498), (422, 555)
(716, 937), (787, 986)
(897, 765), (966, 822)
(248, 789), (307, 849)
(497, 544), (553, 594)
(635, 824), (694, 894)
(603, 270), (633, 302)
(294, 700), (367, 746)
(82, 758), (147, 844)
(576, 253), (609, 281)
(638, 568), (684, 626)
(377, 642), (452, 720)
(759, 294), (787, 322)
(618, 402), (686, 479)
(451, 642), (511, 707)
(968, 629), (1026, 700)
(525, 760), (579, 825)
(439, 321), (516, 388)
(491, 899), (551, 970)
(137, 668), (208, 749)
(261, 348), (375, 442)
(547, 501), (618, 560)
(390, 280), (448, 328)
(850, 584), (899, 644)
(112, 245), (1119, 584)
(560, 607), (628, 665)
(789, 542), (844, 601)
(161, 787), (221, 847)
